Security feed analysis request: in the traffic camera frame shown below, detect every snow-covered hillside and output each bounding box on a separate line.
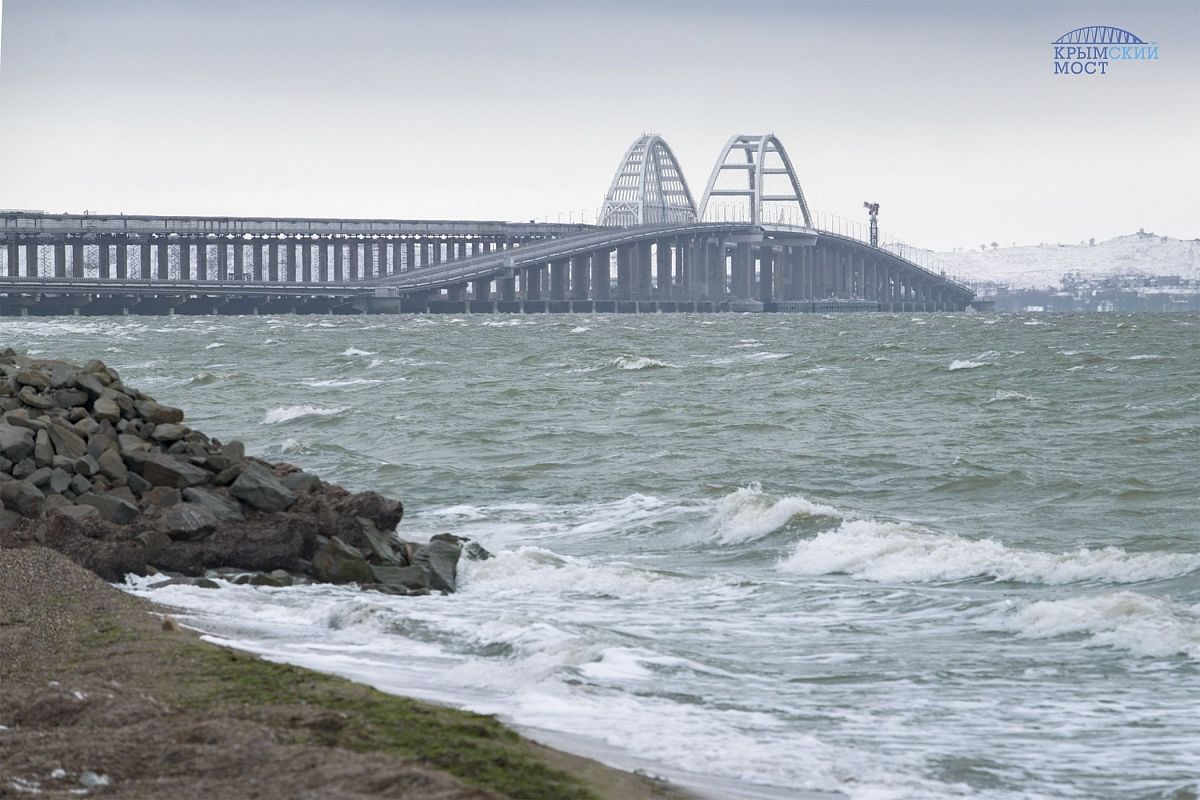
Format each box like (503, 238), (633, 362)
(922, 233), (1200, 289)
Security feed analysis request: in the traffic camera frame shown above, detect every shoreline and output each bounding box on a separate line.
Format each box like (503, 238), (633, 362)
(0, 547), (697, 800)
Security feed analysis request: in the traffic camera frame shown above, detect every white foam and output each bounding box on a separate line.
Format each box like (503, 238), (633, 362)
(1001, 592), (1200, 659)
(306, 378), (383, 388)
(204, 342), (225, 349)
(700, 485), (841, 545)
(778, 520), (1200, 585)
(985, 389), (1035, 404)
(948, 359), (985, 371)
(261, 405), (346, 425)
(340, 347), (376, 356)
(569, 326), (590, 334)
(612, 355), (676, 370)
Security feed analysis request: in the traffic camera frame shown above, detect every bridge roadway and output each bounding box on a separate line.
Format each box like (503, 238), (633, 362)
(0, 213), (974, 315)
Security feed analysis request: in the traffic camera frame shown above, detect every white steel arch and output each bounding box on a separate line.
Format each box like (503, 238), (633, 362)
(598, 135), (697, 226)
(697, 134), (812, 227)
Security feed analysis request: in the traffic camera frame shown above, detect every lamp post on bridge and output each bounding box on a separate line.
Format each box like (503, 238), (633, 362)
(863, 202), (880, 248)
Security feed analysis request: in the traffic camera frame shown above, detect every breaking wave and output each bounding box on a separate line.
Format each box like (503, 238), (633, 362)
(700, 485), (841, 545)
(777, 520), (1200, 585)
(1001, 592), (1200, 659)
(611, 355), (676, 371)
(261, 405), (347, 425)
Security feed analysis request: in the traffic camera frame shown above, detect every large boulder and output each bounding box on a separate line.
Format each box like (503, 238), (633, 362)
(75, 492), (140, 524)
(230, 463), (295, 513)
(312, 537), (374, 584)
(0, 423), (34, 462)
(47, 424), (87, 460)
(336, 491), (404, 532)
(162, 504), (218, 540)
(128, 451), (211, 489)
(181, 487), (244, 523)
(412, 536), (463, 593)
(370, 564), (431, 593)
(0, 481), (44, 518)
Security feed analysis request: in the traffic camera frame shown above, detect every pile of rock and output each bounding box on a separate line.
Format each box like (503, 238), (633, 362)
(0, 350), (485, 594)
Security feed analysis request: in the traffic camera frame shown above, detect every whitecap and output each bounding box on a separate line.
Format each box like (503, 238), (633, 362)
(306, 378), (383, 388)
(340, 347), (376, 356)
(569, 326), (590, 334)
(1000, 591), (1200, 659)
(777, 520), (1200, 585)
(700, 485), (841, 545)
(611, 355), (676, 371)
(261, 405), (346, 425)
(948, 360), (985, 371)
(204, 342), (225, 350)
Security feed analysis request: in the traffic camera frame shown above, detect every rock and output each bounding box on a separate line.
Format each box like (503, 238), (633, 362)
(311, 537), (374, 584)
(213, 463), (242, 485)
(117, 433), (148, 454)
(28, 466), (52, 488)
(222, 440), (245, 462)
(135, 529), (171, 560)
(412, 537), (463, 593)
(336, 491), (404, 532)
(11, 457), (36, 480)
(0, 423), (35, 462)
(230, 462), (295, 513)
(51, 504), (100, 523)
(17, 386), (53, 409)
(47, 364), (78, 389)
(74, 454), (100, 477)
(194, 578), (221, 589)
(51, 388), (89, 409)
(48, 467), (72, 494)
(69, 474), (92, 495)
(126, 472), (152, 495)
(75, 492), (139, 524)
(359, 517), (399, 563)
(162, 504), (218, 540)
(74, 371), (106, 399)
(135, 400), (184, 425)
(150, 423), (188, 442)
(130, 451), (211, 489)
(282, 470), (321, 494)
(73, 416), (100, 437)
(181, 487), (244, 523)
(370, 564), (431, 592)
(33, 429), (53, 466)
(51, 455), (75, 472)
(14, 369), (49, 390)
(233, 572), (289, 587)
(0, 481), (44, 518)
(142, 486), (182, 511)
(47, 424), (88, 459)
(93, 395), (122, 423)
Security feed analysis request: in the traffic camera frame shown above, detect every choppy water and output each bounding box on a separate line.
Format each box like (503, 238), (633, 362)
(9, 312), (1198, 800)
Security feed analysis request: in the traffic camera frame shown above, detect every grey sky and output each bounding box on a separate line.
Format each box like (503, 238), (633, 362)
(1, 0), (1196, 250)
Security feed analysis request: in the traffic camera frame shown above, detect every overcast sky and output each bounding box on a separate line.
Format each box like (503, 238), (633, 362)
(0, 0), (1196, 250)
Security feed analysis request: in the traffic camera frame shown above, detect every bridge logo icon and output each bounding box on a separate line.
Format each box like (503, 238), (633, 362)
(1052, 26), (1158, 76)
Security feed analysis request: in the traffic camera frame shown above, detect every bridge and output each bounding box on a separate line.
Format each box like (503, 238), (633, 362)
(0, 133), (974, 316)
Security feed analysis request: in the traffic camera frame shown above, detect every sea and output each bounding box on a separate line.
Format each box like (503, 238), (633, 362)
(8, 311), (1197, 800)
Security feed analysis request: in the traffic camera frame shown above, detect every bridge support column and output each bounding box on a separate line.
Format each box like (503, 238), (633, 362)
(138, 244), (151, 280)
(179, 242), (190, 280)
(348, 241), (359, 281)
(25, 243), (39, 277)
(267, 242), (279, 282)
(655, 241), (672, 299)
(233, 242), (245, 280)
(591, 249), (611, 301)
(731, 243), (752, 299)
(636, 240), (653, 300)
(4, 240), (16, 277)
(615, 245), (633, 301)
(446, 283), (465, 302)
(523, 264), (543, 300)
(54, 243), (67, 278)
(550, 258), (568, 301)
(405, 241), (415, 272)
(302, 242), (313, 282)
(216, 241), (229, 280)
(97, 242), (110, 279)
(318, 242), (328, 281)
(471, 278), (491, 302)
(758, 246), (775, 304)
(249, 242), (261, 281)
(499, 274), (517, 302)
(570, 254), (590, 301)
(71, 242), (85, 278)
(332, 242), (343, 281)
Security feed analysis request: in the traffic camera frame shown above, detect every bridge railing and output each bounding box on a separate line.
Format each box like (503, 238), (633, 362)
(699, 203), (974, 293)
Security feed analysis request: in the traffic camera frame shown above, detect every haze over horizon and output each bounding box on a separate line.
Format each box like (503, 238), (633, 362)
(0, 0), (1197, 251)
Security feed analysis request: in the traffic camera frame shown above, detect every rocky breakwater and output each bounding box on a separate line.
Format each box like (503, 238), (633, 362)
(0, 350), (485, 594)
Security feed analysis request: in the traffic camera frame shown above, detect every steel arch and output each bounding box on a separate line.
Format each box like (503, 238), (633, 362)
(697, 134), (812, 227)
(598, 135), (697, 226)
